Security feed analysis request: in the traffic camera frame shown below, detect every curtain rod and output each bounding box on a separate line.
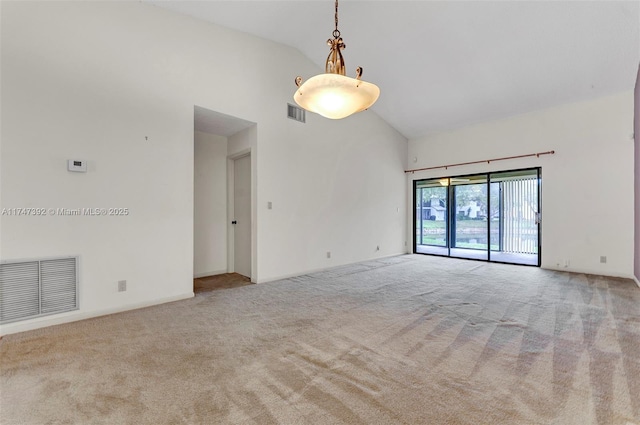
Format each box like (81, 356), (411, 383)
(404, 150), (555, 174)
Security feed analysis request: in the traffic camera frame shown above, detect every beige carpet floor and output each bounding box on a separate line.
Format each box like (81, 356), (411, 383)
(1, 255), (639, 425)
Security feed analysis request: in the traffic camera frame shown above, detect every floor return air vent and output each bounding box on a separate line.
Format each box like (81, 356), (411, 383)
(0, 257), (78, 324)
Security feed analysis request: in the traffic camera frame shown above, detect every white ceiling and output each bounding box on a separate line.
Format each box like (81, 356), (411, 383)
(149, 1), (640, 140)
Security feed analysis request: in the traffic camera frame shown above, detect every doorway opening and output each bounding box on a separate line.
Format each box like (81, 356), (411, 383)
(193, 106), (256, 288)
(414, 168), (541, 266)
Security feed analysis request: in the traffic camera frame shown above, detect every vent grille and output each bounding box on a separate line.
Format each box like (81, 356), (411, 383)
(287, 103), (306, 123)
(0, 257), (78, 324)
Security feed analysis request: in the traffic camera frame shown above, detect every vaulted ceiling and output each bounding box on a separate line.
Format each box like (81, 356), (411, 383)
(148, 1), (639, 140)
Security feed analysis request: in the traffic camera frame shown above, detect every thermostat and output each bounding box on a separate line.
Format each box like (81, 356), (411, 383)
(67, 159), (87, 173)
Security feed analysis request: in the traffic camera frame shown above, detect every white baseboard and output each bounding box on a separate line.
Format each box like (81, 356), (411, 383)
(255, 252), (408, 284)
(541, 264), (635, 279)
(194, 269), (227, 279)
(542, 265), (640, 288)
(0, 292), (194, 337)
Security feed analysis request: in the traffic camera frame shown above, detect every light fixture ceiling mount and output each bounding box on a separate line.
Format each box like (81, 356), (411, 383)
(293, 0), (380, 120)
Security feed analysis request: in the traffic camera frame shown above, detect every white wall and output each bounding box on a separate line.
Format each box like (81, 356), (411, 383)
(634, 65), (639, 284)
(408, 92), (635, 278)
(257, 110), (408, 281)
(194, 131), (228, 277)
(0, 1), (407, 334)
(0, 2), (3, 263)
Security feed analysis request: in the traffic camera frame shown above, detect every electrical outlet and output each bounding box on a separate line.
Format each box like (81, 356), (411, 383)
(118, 280), (127, 292)
(326, 251), (331, 259)
(600, 256), (607, 264)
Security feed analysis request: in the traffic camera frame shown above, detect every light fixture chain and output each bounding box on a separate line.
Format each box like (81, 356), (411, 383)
(333, 0), (340, 38)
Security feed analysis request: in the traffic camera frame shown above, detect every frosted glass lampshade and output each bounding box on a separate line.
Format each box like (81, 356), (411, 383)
(293, 73), (380, 120)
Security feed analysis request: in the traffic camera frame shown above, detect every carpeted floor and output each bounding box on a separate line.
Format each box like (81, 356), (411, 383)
(1, 255), (639, 425)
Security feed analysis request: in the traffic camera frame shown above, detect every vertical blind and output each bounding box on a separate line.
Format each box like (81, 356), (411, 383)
(501, 178), (538, 255)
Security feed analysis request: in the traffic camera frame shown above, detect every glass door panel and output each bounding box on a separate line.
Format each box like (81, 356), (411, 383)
(450, 175), (488, 261)
(489, 169), (540, 265)
(415, 179), (448, 256)
(489, 182), (500, 253)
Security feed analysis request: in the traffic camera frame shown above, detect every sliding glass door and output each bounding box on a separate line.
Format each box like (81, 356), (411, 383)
(450, 175), (489, 261)
(414, 168), (540, 266)
(489, 170), (539, 265)
(415, 179), (448, 256)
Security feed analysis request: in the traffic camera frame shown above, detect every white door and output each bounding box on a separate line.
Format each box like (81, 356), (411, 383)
(233, 155), (251, 278)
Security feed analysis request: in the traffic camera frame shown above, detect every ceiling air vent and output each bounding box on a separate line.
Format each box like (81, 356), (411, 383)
(287, 103), (305, 123)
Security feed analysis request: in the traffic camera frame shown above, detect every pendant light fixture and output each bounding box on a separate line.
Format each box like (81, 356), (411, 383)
(293, 0), (380, 120)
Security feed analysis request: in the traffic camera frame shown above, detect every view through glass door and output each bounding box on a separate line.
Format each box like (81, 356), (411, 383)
(451, 174), (489, 261)
(415, 181), (448, 256)
(414, 168), (540, 266)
